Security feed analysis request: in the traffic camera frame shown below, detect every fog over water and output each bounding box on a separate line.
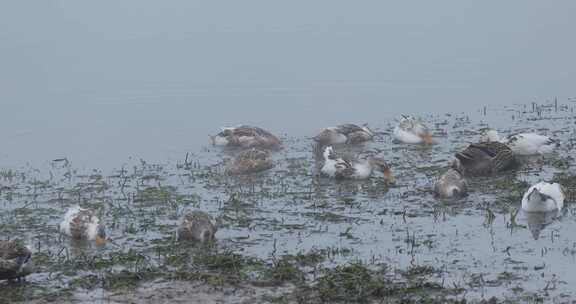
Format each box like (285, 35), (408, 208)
(1, 1), (575, 168)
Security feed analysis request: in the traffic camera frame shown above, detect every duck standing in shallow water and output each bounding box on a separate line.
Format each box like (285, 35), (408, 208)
(0, 240), (32, 281)
(177, 211), (217, 243)
(226, 148), (274, 175)
(210, 125), (281, 149)
(313, 124), (374, 145)
(434, 165), (468, 199)
(320, 146), (394, 182)
(481, 129), (559, 156)
(521, 182), (564, 212)
(393, 115), (433, 145)
(454, 141), (517, 176)
(59, 205), (107, 245)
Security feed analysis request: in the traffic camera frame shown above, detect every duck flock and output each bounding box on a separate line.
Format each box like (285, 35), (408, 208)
(0, 115), (571, 283)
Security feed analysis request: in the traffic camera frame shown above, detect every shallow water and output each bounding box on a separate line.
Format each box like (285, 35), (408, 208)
(2, 1), (576, 303)
(1, 100), (576, 303)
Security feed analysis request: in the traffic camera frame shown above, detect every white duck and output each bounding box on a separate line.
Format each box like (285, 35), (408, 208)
(60, 205), (107, 245)
(313, 124), (374, 145)
(320, 146), (394, 182)
(481, 129), (558, 156)
(521, 182), (564, 212)
(393, 115), (433, 144)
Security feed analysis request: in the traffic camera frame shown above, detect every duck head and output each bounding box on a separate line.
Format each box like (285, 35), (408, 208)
(480, 129), (501, 143)
(420, 132), (434, 145)
(95, 225), (107, 246)
(210, 127), (237, 146)
(369, 158), (395, 184)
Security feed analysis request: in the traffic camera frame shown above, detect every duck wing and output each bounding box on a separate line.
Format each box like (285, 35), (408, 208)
(455, 142), (515, 175)
(472, 142), (510, 157)
(334, 159), (356, 179)
(229, 148), (274, 174)
(0, 241), (30, 261)
(336, 124), (364, 136)
(325, 148), (356, 178)
(237, 148), (270, 161)
(232, 125), (260, 137)
(234, 125), (277, 138)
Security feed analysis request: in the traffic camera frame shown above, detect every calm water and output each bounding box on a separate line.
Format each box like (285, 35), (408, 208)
(1, 1), (576, 169)
(1, 3), (576, 302)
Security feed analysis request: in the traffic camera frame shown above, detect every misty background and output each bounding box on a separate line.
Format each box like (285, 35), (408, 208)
(1, 1), (575, 167)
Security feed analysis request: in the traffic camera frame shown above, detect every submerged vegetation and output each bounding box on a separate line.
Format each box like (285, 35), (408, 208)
(1, 100), (576, 303)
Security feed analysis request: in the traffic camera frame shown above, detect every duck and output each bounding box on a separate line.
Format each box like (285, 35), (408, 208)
(59, 205), (106, 245)
(433, 165), (468, 198)
(177, 211), (217, 243)
(313, 124), (374, 145)
(454, 141), (517, 176)
(210, 125), (281, 149)
(521, 182), (564, 212)
(0, 240), (32, 281)
(320, 146), (395, 182)
(480, 129), (559, 156)
(226, 148), (274, 175)
(393, 115), (433, 144)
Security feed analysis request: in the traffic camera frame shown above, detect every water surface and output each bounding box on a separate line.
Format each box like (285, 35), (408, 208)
(1, 1), (575, 168)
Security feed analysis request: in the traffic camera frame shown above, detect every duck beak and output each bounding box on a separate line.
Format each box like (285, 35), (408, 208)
(95, 235), (106, 246)
(421, 133), (434, 145)
(383, 168), (395, 184)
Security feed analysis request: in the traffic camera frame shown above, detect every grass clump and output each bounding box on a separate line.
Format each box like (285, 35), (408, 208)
(315, 262), (387, 303)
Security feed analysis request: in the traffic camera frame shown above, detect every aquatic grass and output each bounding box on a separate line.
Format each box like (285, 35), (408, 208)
(2, 101), (576, 302)
(315, 261), (387, 303)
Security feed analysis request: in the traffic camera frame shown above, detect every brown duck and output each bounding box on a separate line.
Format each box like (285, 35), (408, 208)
(455, 142), (517, 176)
(210, 125), (281, 149)
(226, 148), (274, 175)
(177, 211), (217, 243)
(0, 240), (32, 281)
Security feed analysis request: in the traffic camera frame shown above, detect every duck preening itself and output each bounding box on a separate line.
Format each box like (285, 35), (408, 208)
(393, 115), (433, 145)
(59, 205), (106, 245)
(177, 211), (217, 243)
(0, 240), (32, 281)
(226, 148), (274, 175)
(210, 125), (281, 149)
(320, 146), (394, 182)
(521, 182), (564, 213)
(434, 165), (468, 199)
